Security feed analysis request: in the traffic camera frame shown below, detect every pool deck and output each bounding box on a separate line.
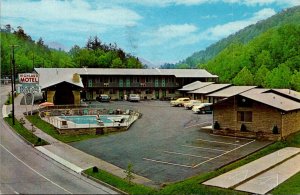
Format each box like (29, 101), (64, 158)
(45, 114), (138, 129)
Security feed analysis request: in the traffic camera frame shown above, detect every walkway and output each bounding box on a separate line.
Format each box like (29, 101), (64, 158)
(4, 94), (156, 188)
(203, 147), (300, 194)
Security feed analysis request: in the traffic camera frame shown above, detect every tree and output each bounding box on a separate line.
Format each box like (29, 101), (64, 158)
(254, 65), (270, 87)
(232, 67), (254, 86)
(36, 37), (44, 47)
(265, 63), (291, 88)
(291, 71), (300, 91)
(111, 57), (123, 68)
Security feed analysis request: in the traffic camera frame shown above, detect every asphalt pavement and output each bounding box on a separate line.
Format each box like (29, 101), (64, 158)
(0, 84), (118, 194)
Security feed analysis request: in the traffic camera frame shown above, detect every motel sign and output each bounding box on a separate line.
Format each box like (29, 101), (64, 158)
(19, 73), (39, 83)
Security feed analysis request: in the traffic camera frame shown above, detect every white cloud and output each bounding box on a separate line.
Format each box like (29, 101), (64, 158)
(113, 0), (299, 7)
(143, 24), (198, 46)
(173, 8), (276, 47)
(202, 8), (276, 39)
(2, 0), (142, 31)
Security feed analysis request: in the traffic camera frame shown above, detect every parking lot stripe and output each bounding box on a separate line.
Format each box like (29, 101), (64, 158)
(210, 134), (254, 140)
(192, 140), (256, 168)
(143, 158), (193, 168)
(196, 138), (242, 146)
(182, 145), (228, 152)
(163, 151), (211, 159)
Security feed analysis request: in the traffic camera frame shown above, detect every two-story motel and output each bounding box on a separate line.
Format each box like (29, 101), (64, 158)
(35, 68), (218, 105)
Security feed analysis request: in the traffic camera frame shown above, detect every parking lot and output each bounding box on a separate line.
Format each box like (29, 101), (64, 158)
(70, 101), (271, 183)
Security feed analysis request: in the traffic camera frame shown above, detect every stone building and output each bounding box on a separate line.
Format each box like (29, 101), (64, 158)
(213, 88), (300, 138)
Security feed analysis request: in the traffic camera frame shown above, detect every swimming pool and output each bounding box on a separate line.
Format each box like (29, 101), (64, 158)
(60, 115), (112, 125)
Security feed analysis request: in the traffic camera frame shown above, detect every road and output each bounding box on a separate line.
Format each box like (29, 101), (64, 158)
(0, 85), (118, 194)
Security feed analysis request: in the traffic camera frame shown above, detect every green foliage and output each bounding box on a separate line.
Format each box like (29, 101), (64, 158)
(265, 64), (292, 88)
(232, 67), (254, 86)
(178, 6), (300, 68)
(213, 121), (220, 130)
(84, 168), (156, 195)
(4, 117), (48, 146)
(291, 70), (300, 91)
(124, 163), (135, 184)
(240, 124), (247, 132)
(254, 65), (270, 87)
(272, 125), (279, 134)
(202, 24), (300, 90)
(1, 26), (143, 77)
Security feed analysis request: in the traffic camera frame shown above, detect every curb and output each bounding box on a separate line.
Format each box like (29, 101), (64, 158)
(2, 105), (9, 118)
(81, 172), (128, 195)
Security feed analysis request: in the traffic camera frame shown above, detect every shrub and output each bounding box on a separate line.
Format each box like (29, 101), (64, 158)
(213, 121), (220, 130)
(93, 166), (99, 173)
(273, 125), (279, 134)
(19, 117), (26, 125)
(8, 113), (12, 118)
(124, 163), (134, 184)
(240, 124), (247, 132)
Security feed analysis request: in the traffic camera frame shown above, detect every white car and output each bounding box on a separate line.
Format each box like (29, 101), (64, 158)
(183, 100), (202, 109)
(192, 103), (213, 114)
(128, 94), (140, 102)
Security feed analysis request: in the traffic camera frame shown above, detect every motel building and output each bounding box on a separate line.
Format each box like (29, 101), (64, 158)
(34, 68), (218, 105)
(212, 88), (300, 139)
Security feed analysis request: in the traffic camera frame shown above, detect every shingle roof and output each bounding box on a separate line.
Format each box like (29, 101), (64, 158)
(35, 68), (84, 89)
(178, 81), (214, 91)
(188, 84), (232, 94)
(240, 89), (300, 111)
(35, 68), (218, 78)
(268, 89), (300, 102)
(207, 86), (257, 97)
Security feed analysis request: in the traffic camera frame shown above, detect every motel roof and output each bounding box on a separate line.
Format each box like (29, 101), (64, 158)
(35, 68), (84, 89)
(178, 81), (214, 91)
(35, 68), (218, 78)
(207, 86), (257, 97)
(188, 83), (232, 94)
(267, 89), (300, 102)
(240, 88), (300, 112)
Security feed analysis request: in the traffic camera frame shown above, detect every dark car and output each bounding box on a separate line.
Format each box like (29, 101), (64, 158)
(96, 94), (110, 102)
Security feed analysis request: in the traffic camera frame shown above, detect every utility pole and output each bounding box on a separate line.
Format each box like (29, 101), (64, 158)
(10, 44), (18, 125)
(10, 53), (15, 125)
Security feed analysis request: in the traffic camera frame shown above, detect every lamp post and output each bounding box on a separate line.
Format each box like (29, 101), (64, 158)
(10, 44), (18, 125)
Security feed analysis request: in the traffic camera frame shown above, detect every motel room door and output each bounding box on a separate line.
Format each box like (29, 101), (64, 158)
(119, 90), (124, 100)
(155, 90), (159, 99)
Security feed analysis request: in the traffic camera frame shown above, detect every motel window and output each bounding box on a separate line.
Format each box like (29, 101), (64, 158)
(237, 111), (252, 122)
(133, 77), (140, 83)
(145, 77), (152, 82)
(110, 77), (116, 83)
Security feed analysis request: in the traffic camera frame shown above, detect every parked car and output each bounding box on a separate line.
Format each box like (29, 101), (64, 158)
(192, 103), (213, 114)
(170, 97), (190, 107)
(183, 100), (202, 109)
(96, 94), (111, 102)
(128, 94), (140, 102)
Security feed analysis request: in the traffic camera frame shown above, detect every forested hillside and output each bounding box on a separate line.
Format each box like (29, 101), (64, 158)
(176, 5), (300, 68)
(201, 24), (300, 91)
(1, 25), (143, 76)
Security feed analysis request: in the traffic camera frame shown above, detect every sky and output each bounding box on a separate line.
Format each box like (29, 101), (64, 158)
(1, 0), (300, 66)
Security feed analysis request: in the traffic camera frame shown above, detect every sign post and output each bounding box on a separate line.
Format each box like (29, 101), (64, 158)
(18, 73), (40, 115)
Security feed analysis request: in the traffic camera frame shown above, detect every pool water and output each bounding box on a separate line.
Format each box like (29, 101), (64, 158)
(60, 115), (112, 124)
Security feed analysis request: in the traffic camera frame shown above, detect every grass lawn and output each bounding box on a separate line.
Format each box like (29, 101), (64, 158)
(4, 117), (48, 146)
(84, 168), (156, 195)
(85, 131), (300, 195)
(26, 115), (102, 143)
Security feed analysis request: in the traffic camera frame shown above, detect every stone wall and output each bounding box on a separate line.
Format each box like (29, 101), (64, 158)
(282, 110), (300, 138)
(213, 97), (282, 134)
(213, 98), (236, 130)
